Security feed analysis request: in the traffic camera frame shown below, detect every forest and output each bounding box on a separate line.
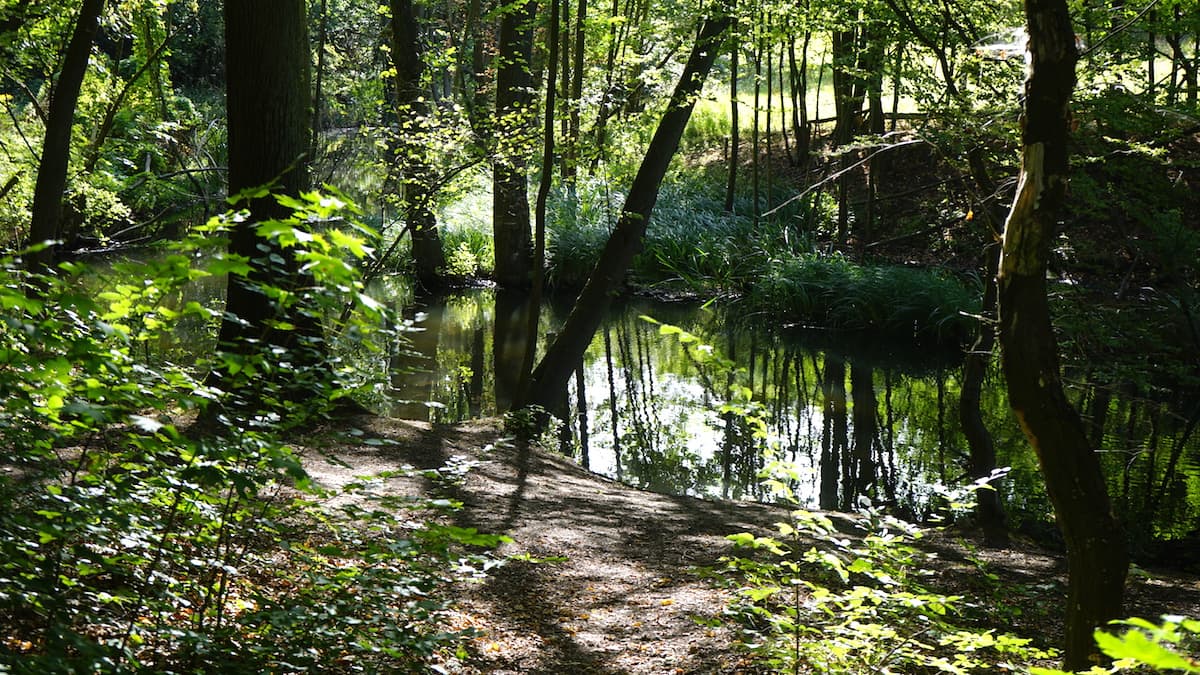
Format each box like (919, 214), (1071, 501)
(1, 0), (1199, 671)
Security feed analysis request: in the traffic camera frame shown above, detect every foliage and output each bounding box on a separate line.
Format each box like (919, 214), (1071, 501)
(745, 252), (979, 345)
(1032, 615), (1200, 674)
(1, 0), (226, 249)
(544, 174), (815, 290)
(0, 194), (506, 672)
(715, 486), (1057, 673)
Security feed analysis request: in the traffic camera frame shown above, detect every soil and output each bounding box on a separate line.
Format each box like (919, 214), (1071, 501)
(303, 414), (1200, 674)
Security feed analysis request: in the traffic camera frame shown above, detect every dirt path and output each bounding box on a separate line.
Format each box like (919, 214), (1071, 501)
(303, 415), (1200, 674)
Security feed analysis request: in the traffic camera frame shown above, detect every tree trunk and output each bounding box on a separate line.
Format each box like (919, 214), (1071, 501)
(997, 0), (1128, 668)
(724, 30), (739, 214)
(788, 26), (810, 163)
(523, 10), (732, 410)
(564, 0), (587, 188)
(962, 148), (1009, 548)
(517, 0), (560, 403)
(214, 0), (325, 402)
(493, 0), (536, 289)
(312, 0), (328, 155)
(830, 17), (862, 146)
(26, 0), (105, 272)
(391, 0), (448, 290)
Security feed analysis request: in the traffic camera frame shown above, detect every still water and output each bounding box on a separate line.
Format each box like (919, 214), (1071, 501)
(377, 281), (1200, 546)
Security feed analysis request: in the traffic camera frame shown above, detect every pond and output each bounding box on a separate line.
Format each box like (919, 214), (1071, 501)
(375, 281), (1200, 550)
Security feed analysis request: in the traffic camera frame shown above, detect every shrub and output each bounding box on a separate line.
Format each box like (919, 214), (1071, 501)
(0, 194), (506, 673)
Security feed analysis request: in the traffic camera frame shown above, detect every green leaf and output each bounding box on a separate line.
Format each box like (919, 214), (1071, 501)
(208, 255), (252, 277)
(1096, 628), (1200, 672)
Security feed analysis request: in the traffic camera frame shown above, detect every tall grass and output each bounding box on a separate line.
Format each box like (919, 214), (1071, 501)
(545, 175), (815, 292)
(429, 171), (976, 345)
(743, 253), (980, 344)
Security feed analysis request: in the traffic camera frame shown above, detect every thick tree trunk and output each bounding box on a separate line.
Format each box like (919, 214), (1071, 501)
(997, 0), (1128, 668)
(830, 24), (860, 146)
(26, 0), (105, 272)
(391, 0), (447, 290)
(214, 0), (326, 402)
(523, 10), (732, 410)
(493, 0), (536, 289)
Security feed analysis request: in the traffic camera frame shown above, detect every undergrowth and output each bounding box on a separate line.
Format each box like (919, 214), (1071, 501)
(648, 321), (1200, 674)
(0, 193), (507, 673)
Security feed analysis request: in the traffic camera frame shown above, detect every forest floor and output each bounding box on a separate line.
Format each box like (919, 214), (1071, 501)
(304, 414), (1200, 674)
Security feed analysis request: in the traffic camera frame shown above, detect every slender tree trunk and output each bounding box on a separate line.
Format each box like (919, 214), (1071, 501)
(26, 0), (105, 271)
(891, 43), (902, 131)
(524, 9), (732, 410)
(862, 22), (885, 135)
(590, 0), (622, 161)
(517, 0), (560, 402)
(777, 40), (791, 166)
(997, 0), (1128, 667)
(724, 30), (740, 214)
(576, 362), (590, 467)
(565, 0), (587, 188)
(752, 27), (762, 223)
(788, 27), (810, 162)
(312, 0), (328, 155)
(1147, 10), (1157, 101)
(961, 148), (1010, 548)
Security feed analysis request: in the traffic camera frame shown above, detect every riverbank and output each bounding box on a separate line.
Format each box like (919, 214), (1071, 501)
(305, 414), (1200, 673)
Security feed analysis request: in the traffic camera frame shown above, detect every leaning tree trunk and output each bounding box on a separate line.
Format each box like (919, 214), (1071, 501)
(997, 0), (1128, 669)
(522, 9), (732, 410)
(26, 0), (105, 272)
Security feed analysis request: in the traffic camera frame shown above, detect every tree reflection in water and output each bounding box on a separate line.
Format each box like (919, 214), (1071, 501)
(380, 286), (1200, 547)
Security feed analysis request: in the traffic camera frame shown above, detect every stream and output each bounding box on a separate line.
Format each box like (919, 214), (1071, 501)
(375, 281), (1200, 549)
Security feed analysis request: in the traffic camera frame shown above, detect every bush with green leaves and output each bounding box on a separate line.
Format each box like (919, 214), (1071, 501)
(0, 193), (507, 673)
(716, 496), (1057, 674)
(1033, 616), (1200, 674)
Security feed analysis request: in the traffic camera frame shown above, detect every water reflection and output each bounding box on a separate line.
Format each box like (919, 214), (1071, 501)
(378, 285), (1200, 544)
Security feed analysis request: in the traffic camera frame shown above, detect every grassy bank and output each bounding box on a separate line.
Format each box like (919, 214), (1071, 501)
(537, 175), (981, 347)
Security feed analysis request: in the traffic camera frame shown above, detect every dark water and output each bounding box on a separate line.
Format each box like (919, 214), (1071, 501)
(376, 282), (1200, 546)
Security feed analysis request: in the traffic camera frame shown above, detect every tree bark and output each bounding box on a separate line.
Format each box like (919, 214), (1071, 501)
(517, 0), (560, 403)
(564, 0), (587, 187)
(724, 29), (739, 214)
(213, 0), (325, 402)
(26, 0), (105, 272)
(493, 0), (536, 289)
(523, 9), (732, 410)
(997, 0), (1128, 668)
(962, 148), (1009, 548)
(391, 0), (448, 290)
